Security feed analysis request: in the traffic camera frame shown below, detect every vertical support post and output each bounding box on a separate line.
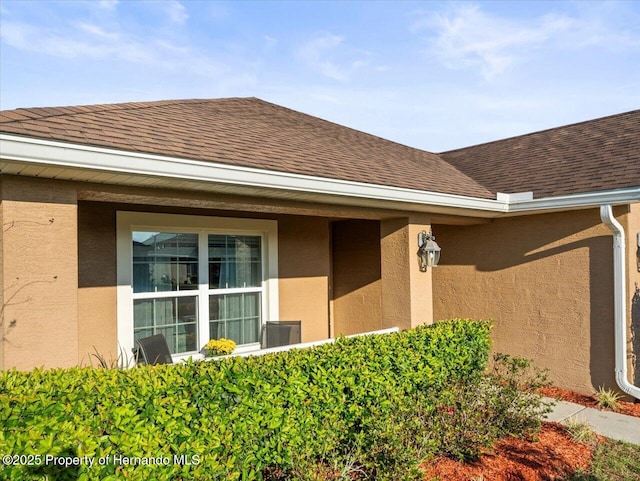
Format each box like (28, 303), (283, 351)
(380, 216), (434, 330)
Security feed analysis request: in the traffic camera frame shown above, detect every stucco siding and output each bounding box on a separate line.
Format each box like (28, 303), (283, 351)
(433, 207), (621, 394)
(0, 176), (79, 370)
(0, 175), (337, 368)
(4, 172), (636, 380)
(78, 202), (118, 366)
(277, 216), (331, 342)
(77, 202), (334, 354)
(0, 194), (4, 368)
(332, 220), (382, 336)
(381, 216), (434, 330)
(628, 203), (640, 386)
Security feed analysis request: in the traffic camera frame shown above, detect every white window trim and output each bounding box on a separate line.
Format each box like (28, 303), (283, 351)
(116, 211), (279, 361)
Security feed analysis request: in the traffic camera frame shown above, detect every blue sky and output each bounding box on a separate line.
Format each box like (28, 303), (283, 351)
(1, 0), (639, 152)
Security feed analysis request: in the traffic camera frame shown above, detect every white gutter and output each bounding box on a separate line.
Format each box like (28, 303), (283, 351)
(510, 189), (640, 213)
(2, 134), (639, 215)
(0, 134), (501, 212)
(600, 205), (640, 399)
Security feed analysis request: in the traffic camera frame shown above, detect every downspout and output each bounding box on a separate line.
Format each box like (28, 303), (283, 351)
(599, 205), (640, 399)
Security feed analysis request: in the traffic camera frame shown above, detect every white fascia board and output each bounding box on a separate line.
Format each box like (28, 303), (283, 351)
(496, 191), (534, 202)
(0, 134), (504, 212)
(1, 134), (638, 215)
(506, 187), (640, 213)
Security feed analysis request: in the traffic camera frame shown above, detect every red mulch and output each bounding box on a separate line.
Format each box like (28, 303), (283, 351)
(540, 386), (640, 418)
(421, 422), (592, 481)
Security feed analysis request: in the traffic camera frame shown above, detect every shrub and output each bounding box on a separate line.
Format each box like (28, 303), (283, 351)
(90, 345), (135, 369)
(380, 352), (553, 464)
(595, 386), (622, 411)
(0, 319), (492, 481)
(432, 367), (550, 460)
(565, 418), (597, 445)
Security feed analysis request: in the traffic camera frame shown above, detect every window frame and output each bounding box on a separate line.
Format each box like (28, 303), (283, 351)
(117, 211), (279, 360)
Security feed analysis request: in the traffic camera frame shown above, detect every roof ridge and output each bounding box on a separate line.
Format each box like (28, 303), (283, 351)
(0, 96), (494, 198)
(254, 98), (436, 153)
(439, 108), (640, 155)
(0, 97), (257, 125)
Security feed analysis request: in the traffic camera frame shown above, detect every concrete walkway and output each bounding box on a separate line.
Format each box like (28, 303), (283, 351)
(544, 397), (640, 445)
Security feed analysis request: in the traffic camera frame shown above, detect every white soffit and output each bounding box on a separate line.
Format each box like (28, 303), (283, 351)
(1, 134), (639, 216)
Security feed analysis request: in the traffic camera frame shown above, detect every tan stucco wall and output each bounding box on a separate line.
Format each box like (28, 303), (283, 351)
(381, 216), (434, 330)
(277, 216), (331, 342)
(332, 220), (382, 336)
(0, 196), (4, 368)
(77, 202), (118, 366)
(77, 203), (333, 350)
(0, 171), (338, 368)
(0, 176), (79, 370)
(628, 203), (640, 386)
(7, 173), (633, 381)
(77, 203), (333, 353)
(433, 207), (627, 394)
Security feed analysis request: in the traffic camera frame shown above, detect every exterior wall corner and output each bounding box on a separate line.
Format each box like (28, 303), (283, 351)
(380, 217), (434, 331)
(0, 176), (79, 369)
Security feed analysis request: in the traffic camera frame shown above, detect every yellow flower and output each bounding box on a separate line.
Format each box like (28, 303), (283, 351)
(204, 338), (237, 356)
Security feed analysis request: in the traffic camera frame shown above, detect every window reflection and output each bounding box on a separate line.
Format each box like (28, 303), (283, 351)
(209, 292), (261, 345)
(208, 235), (261, 289)
(133, 232), (198, 293)
(133, 296), (198, 354)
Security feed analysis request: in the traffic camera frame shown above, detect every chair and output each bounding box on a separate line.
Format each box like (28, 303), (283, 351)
(134, 334), (173, 365)
(261, 321), (302, 349)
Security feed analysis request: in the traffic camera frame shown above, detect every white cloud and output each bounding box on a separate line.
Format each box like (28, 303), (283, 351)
(164, 1), (188, 25)
(0, 17), (230, 76)
(0, 20), (153, 62)
(414, 5), (572, 80)
(413, 3), (639, 81)
(0, 1), (230, 76)
(297, 33), (369, 81)
(263, 35), (278, 50)
(76, 22), (119, 40)
(98, 0), (119, 10)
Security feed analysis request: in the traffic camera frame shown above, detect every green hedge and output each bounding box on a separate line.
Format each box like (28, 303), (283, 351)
(0, 319), (491, 480)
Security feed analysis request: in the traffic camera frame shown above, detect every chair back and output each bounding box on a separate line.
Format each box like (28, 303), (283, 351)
(135, 334), (173, 365)
(261, 321), (301, 349)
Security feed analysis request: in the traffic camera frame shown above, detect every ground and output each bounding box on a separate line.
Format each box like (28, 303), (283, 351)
(540, 386), (640, 418)
(421, 386), (640, 480)
(421, 422), (592, 481)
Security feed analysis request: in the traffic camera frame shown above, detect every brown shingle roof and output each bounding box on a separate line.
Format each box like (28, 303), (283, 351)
(0, 97), (493, 199)
(440, 110), (640, 198)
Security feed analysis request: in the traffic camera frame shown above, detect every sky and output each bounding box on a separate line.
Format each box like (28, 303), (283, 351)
(1, 0), (639, 152)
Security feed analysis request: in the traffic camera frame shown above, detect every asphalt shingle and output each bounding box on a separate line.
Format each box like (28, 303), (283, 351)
(1, 98), (639, 199)
(440, 110), (640, 198)
(0, 98), (493, 198)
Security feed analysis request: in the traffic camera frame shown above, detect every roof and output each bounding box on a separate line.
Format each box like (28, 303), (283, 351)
(0, 97), (492, 199)
(440, 110), (640, 198)
(0, 98), (638, 200)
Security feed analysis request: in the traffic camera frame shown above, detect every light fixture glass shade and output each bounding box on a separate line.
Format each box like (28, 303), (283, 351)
(417, 230), (441, 270)
(424, 238), (441, 267)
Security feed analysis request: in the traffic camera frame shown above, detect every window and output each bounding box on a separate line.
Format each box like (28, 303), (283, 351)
(117, 212), (278, 358)
(208, 234), (262, 345)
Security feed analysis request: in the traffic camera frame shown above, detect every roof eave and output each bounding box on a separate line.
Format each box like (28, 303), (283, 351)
(501, 187), (640, 216)
(1, 133), (638, 217)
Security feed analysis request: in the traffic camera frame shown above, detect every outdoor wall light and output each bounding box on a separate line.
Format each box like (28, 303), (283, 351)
(417, 229), (441, 271)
